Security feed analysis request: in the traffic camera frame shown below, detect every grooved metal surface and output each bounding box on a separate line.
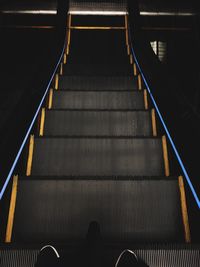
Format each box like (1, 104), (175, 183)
(0, 250), (38, 267)
(31, 138), (164, 176)
(69, 0), (128, 14)
(1, 246), (200, 267)
(59, 76), (137, 90)
(136, 249), (200, 267)
(44, 111), (152, 137)
(12, 179), (183, 242)
(63, 64), (132, 76)
(107, 247), (200, 267)
(52, 91), (143, 110)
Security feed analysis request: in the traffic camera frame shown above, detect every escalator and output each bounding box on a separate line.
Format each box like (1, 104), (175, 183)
(0, 2), (200, 266)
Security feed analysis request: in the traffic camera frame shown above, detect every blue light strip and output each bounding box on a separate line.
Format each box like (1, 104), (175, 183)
(0, 42), (66, 200)
(128, 27), (200, 209)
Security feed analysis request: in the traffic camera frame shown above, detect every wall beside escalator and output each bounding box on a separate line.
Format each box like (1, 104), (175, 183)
(0, 1), (68, 191)
(129, 0), (200, 241)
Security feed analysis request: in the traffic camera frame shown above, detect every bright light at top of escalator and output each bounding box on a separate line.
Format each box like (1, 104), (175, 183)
(140, 11), (196, 16)
(1, 9), (129, 15)
(1, 10), (57, 14)
(69, 10), (128, 15)
(1, 10), (196, 16)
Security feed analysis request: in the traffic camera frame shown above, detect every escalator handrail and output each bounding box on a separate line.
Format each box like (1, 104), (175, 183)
(0, 37), (66, 200)
(128, 26), (200, 209)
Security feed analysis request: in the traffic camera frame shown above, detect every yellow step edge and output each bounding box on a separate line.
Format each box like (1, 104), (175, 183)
(55, 74), (59, 90)
(63, 53), (67, 64)
(67, 28), (71, 46)
(151, 108), (157, 137)
(125, 29), (129, 46)
(127, 45), (130, 55)
(138, 74), (142, 90)
(66, 45), (70, 55)
(26, 135), (34, 176)
(125, 14), (128, 29)
(39, 108), (45, 137)
(68, 14), (72, 28)
(143, 89), (148, 110)
(70, 26), (126, 30)
(125, 15), (129, 46)
(66, 14), (71, 54)
(162, 135), (170, 177)
(133, 63), (137, 76)
(60, 63), (63, 75)
(48, 88), (53, 109)
(130, 54), (133, 65)
(178, 175), (191, 243)
(5, 175), (18, 243)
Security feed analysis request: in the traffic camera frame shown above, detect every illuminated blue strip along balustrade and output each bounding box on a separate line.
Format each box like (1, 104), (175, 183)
(128, 26), (200, 209)
(0, 40), (66, 200)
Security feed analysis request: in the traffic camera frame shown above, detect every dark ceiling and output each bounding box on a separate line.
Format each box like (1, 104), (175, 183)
(0, 1), (198, 29)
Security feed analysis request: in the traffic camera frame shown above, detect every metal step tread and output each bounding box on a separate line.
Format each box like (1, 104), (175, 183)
(31, 137), (165, 176)
(69, 0), (128, 15)
(44, 110), (152, 137)
(52, 91), (144, 110)
(58, 76), (137, 90)
(11, 177), (184, 243)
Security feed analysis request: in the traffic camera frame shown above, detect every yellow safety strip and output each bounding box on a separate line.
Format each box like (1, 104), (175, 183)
(39, 108), (45, 137)
(151, 109), (157, 137)
(138, 74), (142, 90)
(5, 175), (18, 243)
(55, 74), (59, 90)
(143, 89), (148, 110)
(48, 88), (53, 109)
(162, 135), (170, 176)
(178, 175), (191, 243)
(26, 135), (34, 176)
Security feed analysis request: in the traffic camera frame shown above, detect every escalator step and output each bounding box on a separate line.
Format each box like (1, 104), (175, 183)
(1, 245), (200, 267)
(62, 64), (132, 76)
(11, 178), (184, 242)
(0, 249), (38, 267)
(31, 138), (164, 176)
(52, 91), (143, 110)
(58, 76), (137, 90)
(44, 111), (152, 137)
(69, 3), (128, 17)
